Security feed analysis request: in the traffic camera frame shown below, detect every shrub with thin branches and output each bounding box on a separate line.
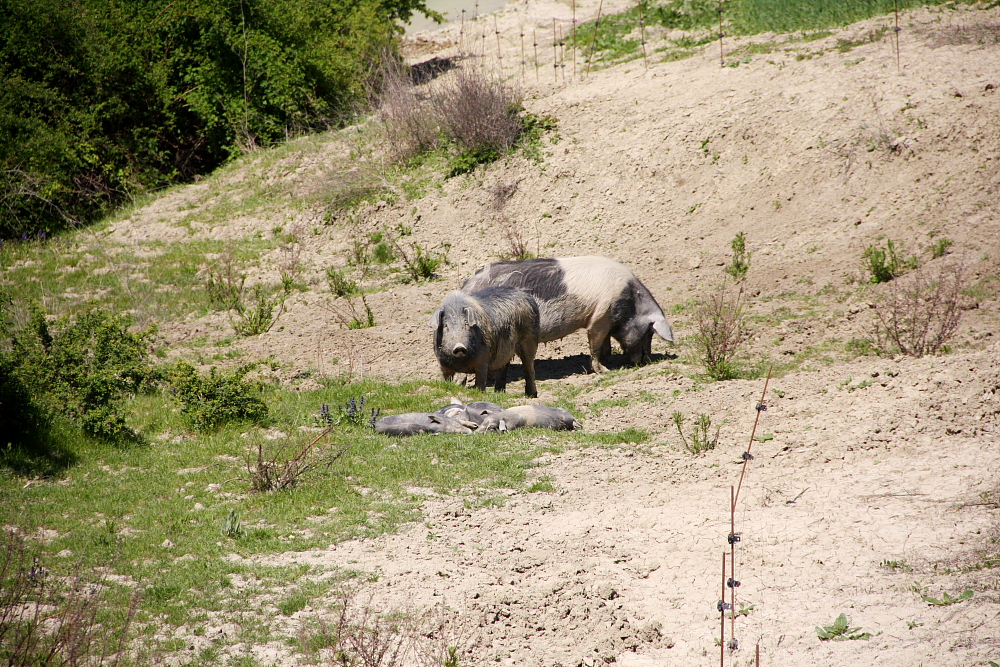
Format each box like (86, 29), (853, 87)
(871, 261), (966, 357)
(245, 425), (348, 493)
(433, 65), (523, 161)
(0, 530), (140, 667)
(371, 54), (440, 159)
(693, 285), (751, 380)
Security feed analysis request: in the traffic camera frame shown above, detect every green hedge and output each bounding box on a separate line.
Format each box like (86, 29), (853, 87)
(0, 0), (431, 238)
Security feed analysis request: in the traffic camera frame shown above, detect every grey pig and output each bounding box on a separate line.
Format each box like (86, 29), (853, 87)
(476, 405), (582, 432)
(429, 286), (540, 397)
(462, 256), (673, 373)
(375, 412), (477, 436)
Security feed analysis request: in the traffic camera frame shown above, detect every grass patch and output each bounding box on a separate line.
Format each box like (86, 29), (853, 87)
(0, 377), (562, 660)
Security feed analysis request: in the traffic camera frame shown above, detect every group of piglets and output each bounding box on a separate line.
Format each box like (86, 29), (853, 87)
(375, 400), (581, 436)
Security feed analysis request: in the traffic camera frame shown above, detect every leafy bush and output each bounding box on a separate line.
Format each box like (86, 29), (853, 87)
(724, 231), (751, 281)
(166, 361), (269, 431)
(1, 303), (155, 447)
(693, 285), (751, 380)
(862, 238), (917, 284)
(1, 0), (433, 238)
(871, 262), (966, 357)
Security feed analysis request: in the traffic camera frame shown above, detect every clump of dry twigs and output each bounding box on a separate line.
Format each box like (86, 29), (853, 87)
(298, 586), (473, 667)
(432, 64), (523, 158)
(245, 426), (348, 493)
(370, 54), (440, 160)
(870, 261), (968, 357)
(693, 284), (751, 380)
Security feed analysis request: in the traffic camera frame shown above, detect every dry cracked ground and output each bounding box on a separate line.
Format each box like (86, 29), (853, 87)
(96, 2), (1000, 665)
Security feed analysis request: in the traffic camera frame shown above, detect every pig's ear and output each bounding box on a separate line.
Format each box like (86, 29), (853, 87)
(428, 308), (442, 329)
(463, 306), (478, 328)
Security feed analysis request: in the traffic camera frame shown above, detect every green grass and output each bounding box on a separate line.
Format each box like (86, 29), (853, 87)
(576, 0), (954, 69)
(0, 375), (595, 660)
(0, 233), (284, 324)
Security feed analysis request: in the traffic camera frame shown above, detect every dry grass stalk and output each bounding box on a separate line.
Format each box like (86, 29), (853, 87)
(871, 261), (967, 357)
(370, 55), (439, 159)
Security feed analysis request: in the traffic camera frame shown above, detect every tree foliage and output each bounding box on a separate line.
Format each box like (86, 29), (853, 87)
(0, 0), (432, 238)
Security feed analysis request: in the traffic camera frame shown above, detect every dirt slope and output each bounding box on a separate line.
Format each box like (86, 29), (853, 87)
(106, 3), (1000, 665)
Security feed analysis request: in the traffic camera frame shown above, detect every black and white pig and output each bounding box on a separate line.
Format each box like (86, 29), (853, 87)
(461, 256), (673, 372)
(429, 286), (540, 397)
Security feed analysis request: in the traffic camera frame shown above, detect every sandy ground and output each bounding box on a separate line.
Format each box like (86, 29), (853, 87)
(104, 3), (1000, 665)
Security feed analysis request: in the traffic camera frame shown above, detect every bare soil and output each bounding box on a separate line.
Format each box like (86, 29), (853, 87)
(105, 3), (1000, 665)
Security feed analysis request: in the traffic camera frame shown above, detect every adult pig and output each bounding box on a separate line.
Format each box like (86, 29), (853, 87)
(429, 286), (540, 397)
(461, 256), (673, 372)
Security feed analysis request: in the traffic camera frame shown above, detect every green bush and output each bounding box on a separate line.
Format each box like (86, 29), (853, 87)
(166, 361), (269, 431)
(1, 303), (156, 447)
(724, 231), (751, 281)
(0, 0), (435, 238)
(862, 238), (917, 284)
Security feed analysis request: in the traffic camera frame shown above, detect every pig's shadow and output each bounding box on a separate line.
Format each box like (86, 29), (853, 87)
(500, 352), (676, 383)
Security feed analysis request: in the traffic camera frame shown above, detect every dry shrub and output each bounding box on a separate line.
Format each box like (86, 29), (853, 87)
(0, 530), (140, 667)
(245, 426), (348, 493)
(370, 55), (439, 159)
(495, 216), (535, 261)
(871, 261), (967, 357)
(694, 285), (751, 380)
(432, 64), (523, 157)
(300, 588), (473, 667)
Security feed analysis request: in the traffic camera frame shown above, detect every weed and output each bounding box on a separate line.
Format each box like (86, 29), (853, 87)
(921, 590), (973, 606)
(862, 239), (918, 284)
(693, 285), (751, 380)
(394, 240), (447, 282)
(816, 613), (872, 641)
(223, 509), (242, 538)
(496, 216), (536, 261)
(871, 262), (966, 357)
(930, 237), (953, 259)
(206, 251), (293, 336)
(725, 231), (752, 281)
(320, 397), (380, 428)
(327, 267), (360, 298)
(672, 412), (718, 455)
(166, 361), (270, 431)
(369, 231), (396, 265)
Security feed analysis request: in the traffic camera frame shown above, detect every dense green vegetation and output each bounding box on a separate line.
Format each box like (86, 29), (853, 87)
(0, 0), (436, 239)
